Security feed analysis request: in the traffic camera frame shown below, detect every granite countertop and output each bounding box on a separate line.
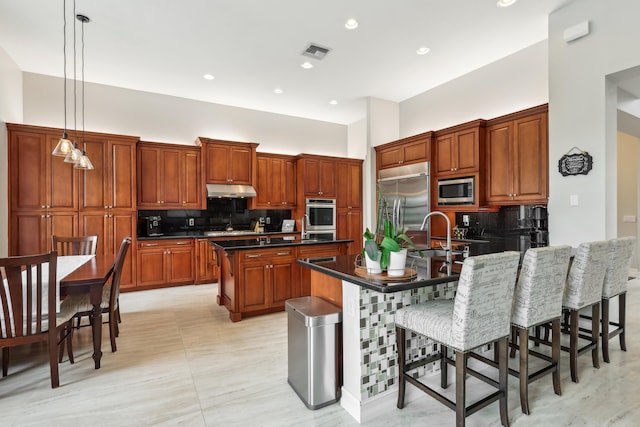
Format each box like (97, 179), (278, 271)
(137, 230), (300, 241)
(210, 237), (352, 251)
(298, 253), (461, 293)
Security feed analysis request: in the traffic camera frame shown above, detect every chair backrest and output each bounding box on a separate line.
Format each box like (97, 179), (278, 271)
(0, 251), (57, 340)
(52, 235), (98, 256)
(563, 240), (609, 309)
(602, 236), (636, 299)
(108, 237), (132, 310)
(511, 245), (572, 329)
(451, 251), (520, 351)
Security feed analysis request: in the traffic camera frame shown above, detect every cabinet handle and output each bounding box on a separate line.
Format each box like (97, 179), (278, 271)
(145, 243), (159, 246)
(175, 241), (189, 245)
(41, 215), (46, 218)
(276, 252), (289, 256)
(246, 254), (261, 258)
(41, 205), (46, 209)
(319, 191), (323, 195)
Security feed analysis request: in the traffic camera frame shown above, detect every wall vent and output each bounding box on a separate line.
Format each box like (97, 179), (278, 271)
(302, 43), (331, 60)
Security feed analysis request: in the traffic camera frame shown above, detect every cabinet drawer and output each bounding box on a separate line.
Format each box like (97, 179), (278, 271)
(297, 243), (344, 258)
(240, 247), (295, 261)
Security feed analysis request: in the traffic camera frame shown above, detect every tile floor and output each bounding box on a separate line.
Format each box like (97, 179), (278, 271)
(1, 279), (639, 426)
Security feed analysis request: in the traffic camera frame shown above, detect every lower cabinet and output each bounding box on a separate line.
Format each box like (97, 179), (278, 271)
(220, 247), (296, 321)
(297, 243), (349, 297)
(195, 238), (218, 284)
(137, 239), (195, 287)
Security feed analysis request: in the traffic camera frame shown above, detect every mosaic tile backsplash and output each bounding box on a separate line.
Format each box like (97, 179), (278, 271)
(358, 281), (458, 400)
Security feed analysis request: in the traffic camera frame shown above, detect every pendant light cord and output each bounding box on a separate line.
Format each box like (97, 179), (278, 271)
(81, 14), (85, 148)
(73, 0), (77, 146)
(62, 0), (67, 133)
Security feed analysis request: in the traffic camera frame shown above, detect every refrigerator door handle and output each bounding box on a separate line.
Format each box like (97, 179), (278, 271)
(391, 199), (397, 228)
(397, 199), (402, 229)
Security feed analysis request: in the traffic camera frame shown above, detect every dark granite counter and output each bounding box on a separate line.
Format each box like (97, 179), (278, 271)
(297, 253), (461, 293)
(137, 230), (300, 241)
(210, 237), (353, 251)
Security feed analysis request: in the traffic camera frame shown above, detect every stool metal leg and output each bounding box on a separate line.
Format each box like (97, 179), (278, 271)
(396, 326), (406, 409)
(455, 351), (468, 427)
(441, 345), (448, 389)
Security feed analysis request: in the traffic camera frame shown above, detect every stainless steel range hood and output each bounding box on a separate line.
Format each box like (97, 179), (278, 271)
(206, 183), (257, 198)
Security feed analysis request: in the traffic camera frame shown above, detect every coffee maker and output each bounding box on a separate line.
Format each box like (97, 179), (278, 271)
(141, 215), (163, 237)
(529, 205), (548, 247)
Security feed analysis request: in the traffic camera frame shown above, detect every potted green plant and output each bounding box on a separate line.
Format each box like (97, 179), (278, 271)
(363, 189), (419, 274)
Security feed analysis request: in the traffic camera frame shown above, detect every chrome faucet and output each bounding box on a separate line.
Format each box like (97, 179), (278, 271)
(301, 214), (309, 240)
(420, 211), (452, 275)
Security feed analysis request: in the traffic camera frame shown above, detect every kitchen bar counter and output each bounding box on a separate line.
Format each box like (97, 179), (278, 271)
(137, 230), (300, 241)
(210, 237), (352, 251)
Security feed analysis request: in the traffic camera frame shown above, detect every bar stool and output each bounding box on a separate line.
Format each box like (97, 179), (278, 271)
(395, 251), (520, 427)
(561, 240), (608, 383)
(508, 245), (571, 414)
(601, 236), (635, 362)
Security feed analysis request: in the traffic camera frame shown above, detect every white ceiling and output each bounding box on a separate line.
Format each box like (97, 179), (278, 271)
(1, 0), (575, 125)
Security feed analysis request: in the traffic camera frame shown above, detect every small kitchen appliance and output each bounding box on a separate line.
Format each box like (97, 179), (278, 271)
(141, 215), (163, 237)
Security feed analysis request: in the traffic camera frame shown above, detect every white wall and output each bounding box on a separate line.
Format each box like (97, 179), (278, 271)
(0, 46), (23, 257)
(548, 0), (640, 246)
(400, 40), (548, 137)
(22, 73), (348, 156)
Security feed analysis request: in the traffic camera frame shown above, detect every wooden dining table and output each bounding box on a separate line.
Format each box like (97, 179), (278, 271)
(60, 253), (115, 369)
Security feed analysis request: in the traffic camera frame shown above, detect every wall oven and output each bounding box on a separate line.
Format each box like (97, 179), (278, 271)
(305, 199), (336, 230)
(437, 176), (475, 205)
(305, 230), (336, 241)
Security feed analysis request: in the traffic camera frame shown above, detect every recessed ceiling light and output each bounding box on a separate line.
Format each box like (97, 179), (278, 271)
(497, 0), (516, 7)
(345, 18), (358, 30)
(300, 61), (314, 69)
(273, 88), (283, 94)
(416, 47), (430, 55)
(203, 74), (215, 80)
(329, 100), (338, 105)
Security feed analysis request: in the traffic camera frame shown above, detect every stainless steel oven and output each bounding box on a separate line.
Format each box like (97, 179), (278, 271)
(437, 176), (475, 206)
(305, 230), (336, 241)
(305, 199), (336, 230)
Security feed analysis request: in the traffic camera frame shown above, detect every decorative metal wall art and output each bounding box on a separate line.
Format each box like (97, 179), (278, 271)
(558, 147), (592, 176)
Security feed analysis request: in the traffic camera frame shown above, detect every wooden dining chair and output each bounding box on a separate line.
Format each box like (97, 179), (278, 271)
(0, 251), (77, 388)
(61, 237), (131, 358)
(52, 235), (98, 256)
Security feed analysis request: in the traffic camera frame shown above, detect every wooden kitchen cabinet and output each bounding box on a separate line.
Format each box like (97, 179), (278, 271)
(375, 132), (431, 170)
(198, 138), (258, 185)
(10, 210), (78, 255)
(255, 153), (296, 208)
(336, 159), (363, 255)
(137, 141), (204, 209)
(297, 154), (337, 198)
(485, 105), (548, 205)
(434, 121), (485, 177)
(297, 243), (349, 297)
(195, 238), (219, 284)
(137, 239), (195, 287)
(219, 247), (296, 321)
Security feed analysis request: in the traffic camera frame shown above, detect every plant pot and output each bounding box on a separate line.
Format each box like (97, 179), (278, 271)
(387, 249), (407, 277)
(364, 252), (383, 274)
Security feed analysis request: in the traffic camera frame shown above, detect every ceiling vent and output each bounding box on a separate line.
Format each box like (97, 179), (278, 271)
(302, 43), (331, 60)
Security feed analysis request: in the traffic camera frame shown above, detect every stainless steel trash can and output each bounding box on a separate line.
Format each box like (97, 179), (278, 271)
(285, 296), (342, 410)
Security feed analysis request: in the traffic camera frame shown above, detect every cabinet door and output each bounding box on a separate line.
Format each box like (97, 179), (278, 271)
(402, 140), (429, 165)
(79, 211), (110, 255)
(196, 239), (218, 284)
(137, 146), (162, 207)
(205, 144), (230, 184)
(229, 146), (253, 184)
(137, 246), (167, 286)
(80, 139), (109, 210)
(10, 131), (47, 211)
(337, 209), (363, 256)
(241, 264), (269, 312)
(255, 156), (272, 207)
(513, 114), (548, 203)
(486, 123), (513, 203)
(319, 160), (336, 197)
(302, 158), (321, 196)
(271, 261), (294, 308)
(455, 128), (479, 174)
(283, 158), (296, 206)
(110, 140), (137, 210)
(10, 211), (77, 255)
(378, 146), (403, 169)
(181, 149), (203, 208)
(435, 133), (455, 175)
(110, 212), (137, 289)
(161, 149), (182, 207)
(166, 245), (195, 284)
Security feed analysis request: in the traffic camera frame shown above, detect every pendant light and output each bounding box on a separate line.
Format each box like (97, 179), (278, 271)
(51, 0), (73, 157)
(74, 13), (93, 170)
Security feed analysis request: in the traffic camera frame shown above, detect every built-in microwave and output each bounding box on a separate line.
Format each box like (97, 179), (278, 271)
(437, 176), (475, 205)
(305, 198), (336, 230)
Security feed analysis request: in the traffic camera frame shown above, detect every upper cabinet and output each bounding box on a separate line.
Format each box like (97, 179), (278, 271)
(296, 154), (337, 198)
(434, 121), (485, 177)
(375, 132), (431, 171)
(336, 159), (364, 255)
(197, 137), (257, 185)
(137, 141), (204, 210)
(255, 153), (296, 208)
(485, 105), (548, 205)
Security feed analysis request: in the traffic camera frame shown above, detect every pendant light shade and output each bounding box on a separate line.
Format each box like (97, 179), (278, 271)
(52, 132), (73, 156)
(74, 151), (94, 170)
(64, 144), (83, 164)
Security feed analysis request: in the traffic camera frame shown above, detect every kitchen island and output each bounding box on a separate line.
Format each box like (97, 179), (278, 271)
(212, 237), (351, 321)
(297, 252), (464, 423)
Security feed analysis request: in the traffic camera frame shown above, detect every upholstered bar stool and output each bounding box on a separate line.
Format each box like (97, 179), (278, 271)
(601, 236), (635, 362)
(508, 245), (572, 414)
(561, 240), (608, 383)
(395, 251), (520, 427)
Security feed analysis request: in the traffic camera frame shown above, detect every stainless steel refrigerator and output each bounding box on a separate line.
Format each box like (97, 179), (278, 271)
(377, 161), (430, 231)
